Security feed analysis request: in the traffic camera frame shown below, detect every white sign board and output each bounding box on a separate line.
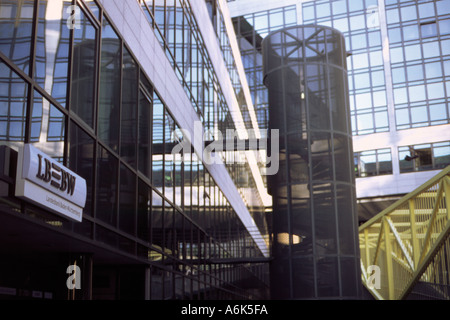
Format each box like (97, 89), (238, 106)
(15, 144), (87, 222)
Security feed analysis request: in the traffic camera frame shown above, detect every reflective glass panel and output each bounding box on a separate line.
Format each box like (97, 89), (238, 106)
(371, 70), (385, 86)
(390, 47), (404, 64)
(374, 111), (388, 129)
(410, 106), (428, 123)
(404, 44), (421, 61)
(0, 62), (28, 142)
(316, 3), (330, 18)
(98, 17), (121, 151)
(408, 84), (426, 102)
(119, 163), (136, 235)
(152, 95), (164, 191)
(437, 0), (450, 15)
(403, 25), (419, 41)
(396, 108), (410, 126)
(138, 91), (151, 178)
(394, 87), (408, 104)
(349, 15), (365, 31)
(433, 142), (450, 168)
(71, 4), (97, 128)
(68, 121), (94, 217)
(423, 41), (440, 58)
(392, 67), (406, 84)
(96, 145), (118, 225)
(400, 6), (417, 22)
(427, 82), (445, 100)
(406, 64), (423, 82)
(386, 9), (400, 24)
(164, 110), (174, 202)
(360, 150), (376, 176)
(425, 62), (443, 79)
(418, 2), (435, 19)
(388, 27), (401, 43)
(36, 0), (72, 105)
(121, 46), (138, 168)
(429, 103), (447, 121)
(439, 19), (450, 35)
(332, 0), (347, 15)
(0, 0), (34, 73)
(137, 179), (151, 242)
(378, 149), (392, 175)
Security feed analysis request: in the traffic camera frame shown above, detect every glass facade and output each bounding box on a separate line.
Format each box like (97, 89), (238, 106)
(354, 148), (393, 177)
(233, 5), (297, 136)
(302, 0), (389, 136)
(139, 0), (269, 238)
(399, 141), (450, 173)
(230, 0), (450, 183)
(355, 143), (450, 176)
(300, 0), (450, 164)
(387, 0), (450, 130)
(2, 0), (449, 301)
(0, 0), (269, 300)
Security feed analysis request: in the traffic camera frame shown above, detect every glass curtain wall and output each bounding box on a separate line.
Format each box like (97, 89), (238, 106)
(301, 0), (450, 171)
(0, 0), (267, 299)
(139, 0), (269, 258)
(386, 0), (450, 129)
(302, 0), (389, 136)
(232, 5), (297, 137)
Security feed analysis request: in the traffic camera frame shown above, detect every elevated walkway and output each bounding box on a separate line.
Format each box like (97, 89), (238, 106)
(359, 166), (450, 300)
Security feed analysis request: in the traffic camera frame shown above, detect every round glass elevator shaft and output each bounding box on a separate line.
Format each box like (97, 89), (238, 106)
(263, 25), (362, 299)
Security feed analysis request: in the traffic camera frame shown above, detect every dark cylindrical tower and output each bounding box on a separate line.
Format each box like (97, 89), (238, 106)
(263, 25), (362, 299)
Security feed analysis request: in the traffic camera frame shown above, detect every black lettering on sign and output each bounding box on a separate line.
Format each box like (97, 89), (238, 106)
(35, 154), (76, 196)
(36, 154), (44, 180)
(67, 174), (76, 196)
(51, 163), (61, 189)
(44, 158), (52, 182)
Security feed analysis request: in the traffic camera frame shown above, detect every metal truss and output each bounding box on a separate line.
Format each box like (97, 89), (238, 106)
(360, 166), (450, 300)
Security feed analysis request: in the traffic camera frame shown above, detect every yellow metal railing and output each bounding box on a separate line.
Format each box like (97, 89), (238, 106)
(359, 166), (450, 300)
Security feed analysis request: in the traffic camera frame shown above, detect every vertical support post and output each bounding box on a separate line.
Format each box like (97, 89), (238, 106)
(444, 177), (450, 221)
(409, 199), (420, 270)
(419, 181), (444, 264)
(383, 217), (395, 300)
(364, 228), (370, 271)
(84, 254), (93, 300)
(145, 267), (151, 300)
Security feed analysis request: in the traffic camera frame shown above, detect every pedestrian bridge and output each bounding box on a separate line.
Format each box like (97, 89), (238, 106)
(359, 166), (450, 300)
